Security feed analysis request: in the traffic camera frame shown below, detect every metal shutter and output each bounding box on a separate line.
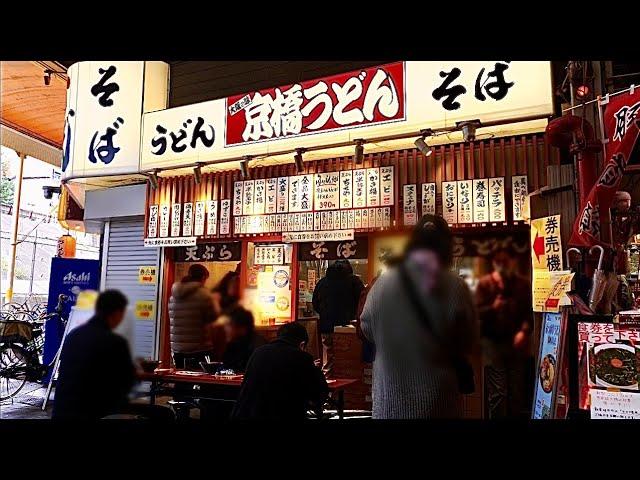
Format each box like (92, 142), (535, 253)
(103, 217), (160, 359)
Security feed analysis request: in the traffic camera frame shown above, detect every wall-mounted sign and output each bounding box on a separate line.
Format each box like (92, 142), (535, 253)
(367, 168), (380, 207)
(512, 175), (528, 221)
(489, 177), (506, 222)
(243, 180), (255, 216)
(353, 169), (367, 208)
(298, 235), (369, 261)
(340, 171), (353, 209)
(289, 174), (313, 212)
(144, 237), (196, 248)
(531, 215), (563, 271)
(233, 181), (243, 216)
(421, 183), (436, 216)
(171, 203), (181, 237)
(315, 172), (340, 210)
(219, 199), (231, 235)
(63, 61), (169, 180)
(254, 245), (285, 265)
(283, 230), (354, 243)
(380, 166), (394, 206)
(138, 266), (157, 284)
(457, 180), (473, 223)
(442, 181), (458, 224)
(254, 179), (266, 215)
(472, 179), (489, 223)
(135, 300), (156, 320)
(159, 204), (170, 237)
(182, 202), (193, 236)
(206, 200), (218, 235)
(403, 184), (417, 226)
(174, 241), (241, 262)
(194, 201), (206, 236)
(266, 178), (277, 214)
(148, 205), (158, 238)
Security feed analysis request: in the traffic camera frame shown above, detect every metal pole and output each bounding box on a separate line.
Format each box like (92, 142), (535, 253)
(5, 152), (26, 304)
(29, 228), (38, 295)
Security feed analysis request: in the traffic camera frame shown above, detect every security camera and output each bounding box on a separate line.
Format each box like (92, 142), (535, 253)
(43, 185), (61, 199)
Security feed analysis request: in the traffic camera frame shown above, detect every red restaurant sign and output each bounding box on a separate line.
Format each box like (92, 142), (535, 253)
(225, 62), (406, 146)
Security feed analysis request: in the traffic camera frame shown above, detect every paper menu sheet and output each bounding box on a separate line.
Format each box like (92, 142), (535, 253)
(590, 389), (640, 419)
(532, 270), (574, 312)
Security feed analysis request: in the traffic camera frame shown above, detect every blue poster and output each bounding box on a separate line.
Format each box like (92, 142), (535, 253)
(42, 258), (100, 380)
(532, 312), (563, 419)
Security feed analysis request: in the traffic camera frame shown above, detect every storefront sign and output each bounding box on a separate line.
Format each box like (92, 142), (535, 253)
(220, 199), (231, 235)
(591, 390), (640, 419)
(206, 200), (218, 235)
(62, 61), (168, 179)
(472, 179), (489, 223)
(283, 230), (354, 243)
(159, 205), (170, 237)
(233, 181), (243, 216)
(171, 203), (181, 237)
(174, 241), (241, 262)
(254, 179), (266, 215)
(380, 166), (394, 206)
(403, 184), (418, 226)
(298, 236), (369, 261)
(354, 169), (367, 208)
(442, 181), (458, 224)
(148, 205), (158, 238)
(194, 201), (206, 236)
(531, 215), (563, 271)
(489, 177), (506, 222)
(135, 300), (155, 320)
(367, 168), (380, 207)
(532, 312), (564, 419)
(421, 183), (436, 216)
(138, 266), (157, 284)
(182, 202), (193, 236)
(457, 180), (473, 223)
(243, 180), (255, 215)
(451, 231), (529, 258)
(315, 172), (340, 210)
(511, 175), (528, 221)
(144, 236), (196, 247)
(340, 171), (353, 208)
(254, 245), (284, 265)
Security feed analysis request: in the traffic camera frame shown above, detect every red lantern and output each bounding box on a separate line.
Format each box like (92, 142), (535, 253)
(57, 234), (76, 258)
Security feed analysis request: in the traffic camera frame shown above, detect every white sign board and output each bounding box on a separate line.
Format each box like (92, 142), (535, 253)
(472, 179), (489, 223)
(366, 168), (380, 207)
(380, 166), (394, 206)
(457, 180), (473, 223)
(421, 183), (436, 216)
(315, 172), (340, 210)
(144, 237), (196, 247)
(282, 230), (355, 243)
(442, 181), (458, 224)
(403, 184), (418, 226)
(512, 175), (528, 221)
(590, 389), (640, 419)
(489, 177), (506, 222)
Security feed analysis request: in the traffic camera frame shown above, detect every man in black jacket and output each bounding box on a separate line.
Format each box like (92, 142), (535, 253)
(53, 290), (135, 420)
(231, 322), (328, 420)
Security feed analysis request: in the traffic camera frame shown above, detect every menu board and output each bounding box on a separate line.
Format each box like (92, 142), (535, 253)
(171, 203), (181, 237)
(207, 200), (218, 235)
(288, 174), (313, 212)
(512, 175), (528, 221)
(442, 181), (458, 224)
(366, 167), (380, 207)
(590, 389), (640, 419)
(457, 180), (473, 224)
(421, 183), (436, 216)
(489, 177), (506, 222)
(233, 181), (243, 216)
(532, 312), (565, 419)
(266, 178), (277, 214)
(194, 201), (205, 236)
(243, 180), (255, 215)
(353, 169), (367, 208)
(148, 205), (158, 238)
(315, 172), (340, 210)
(254, 179), (266, 215)
(159, 204), (170, 237)
(472, 179), (489, 223)
(182, 203), (193, 236)
(254, 245), (284, 265)
(380, 166), (394, 206)
(277, 177), (289, 213)
(403, 184), (417, 226)
(340, 171), (353, 209)
(219, 199), (231, 235)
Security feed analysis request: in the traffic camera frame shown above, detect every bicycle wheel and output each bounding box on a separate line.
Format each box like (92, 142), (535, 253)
(0, 344), (28, 401)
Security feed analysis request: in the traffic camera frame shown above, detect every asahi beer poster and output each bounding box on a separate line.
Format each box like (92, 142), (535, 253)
(243, 180), (255, 215)
(366, 167), (380, 207)
(148, 205), (158, 237)
(254, 179), (266, 215)
(512, 175), (528, 221)
(421, 183), (436, 216)
(277, 177), (289, 213)
(489, 177), (506, 222)
(380, 166), (394, 206)
(354, 169), (367, 208)
(340, 171), (353, 209)
(457, 180), (473, 223)
(473, 179), (489, 223)
(266, 178), (277, 214)
(194, 201), (205, 236)
(403, 184), (417, 226)
(315, 172), (340, 210)
(207, 200), (218, 235)
(219, 199), (231, 235)
(532, 312), (563, 419)
(233, 181), (243, 216)
(442, 181), (458, 224)
(171, 203), (181, 237)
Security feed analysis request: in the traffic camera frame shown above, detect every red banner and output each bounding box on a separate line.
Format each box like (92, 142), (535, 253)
(569, 89), (640, 247)
(225, 62), (405, 146)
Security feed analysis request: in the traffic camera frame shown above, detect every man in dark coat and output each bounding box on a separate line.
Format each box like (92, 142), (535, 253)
(53, 290), (135, 420)
(312, 260), (364, 376)
(231, 322), (328, 420)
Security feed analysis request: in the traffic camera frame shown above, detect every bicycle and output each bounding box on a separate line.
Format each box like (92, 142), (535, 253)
(0, 294), (69, 401)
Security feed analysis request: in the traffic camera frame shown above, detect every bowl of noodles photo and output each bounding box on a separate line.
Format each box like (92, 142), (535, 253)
(590, 343), (639, 389)
(539, 354), (556, 393)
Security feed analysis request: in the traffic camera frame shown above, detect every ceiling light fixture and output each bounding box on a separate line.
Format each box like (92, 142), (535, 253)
(456, 120), (481, 142)
(148, 170), (159, 190)
(240, 156), (251, 180)
(294, 148), (306, 173)
(414, 129), (434, 157)
(193, 163), (203, 184)
(354, 139), (365, 164)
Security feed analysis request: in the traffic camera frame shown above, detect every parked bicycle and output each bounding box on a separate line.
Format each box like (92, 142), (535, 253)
(0, 294), (68, 401)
